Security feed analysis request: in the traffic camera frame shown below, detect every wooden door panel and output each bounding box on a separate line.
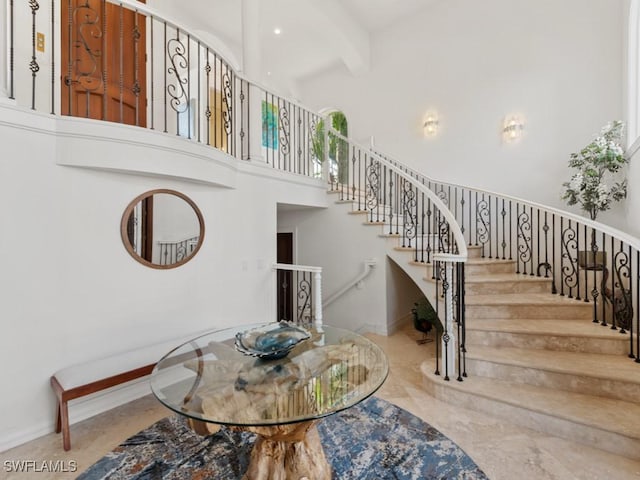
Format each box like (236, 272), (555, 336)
(61, 0), (146, 126)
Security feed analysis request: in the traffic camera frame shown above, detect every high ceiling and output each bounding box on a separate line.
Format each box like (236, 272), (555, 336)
(163, 0), (437, 92)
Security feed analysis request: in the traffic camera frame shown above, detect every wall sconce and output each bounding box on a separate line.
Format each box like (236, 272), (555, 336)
(423, 113), (439, 137)
(503, 115), (524, 142)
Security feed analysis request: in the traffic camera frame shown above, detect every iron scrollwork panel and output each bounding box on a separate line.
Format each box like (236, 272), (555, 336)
(167, 35), (189, 114)
(222, 71), (233, 136)
(604, 250), (633, 332)
(517, 209), (532, 274)
(402, 179), (417, 247)
(278, 103), (290, 157)
(476, 198), (490, 249)
(561, 226), (579, 296)
(365, 159), (381, 215)
(296, 273), (312, 323)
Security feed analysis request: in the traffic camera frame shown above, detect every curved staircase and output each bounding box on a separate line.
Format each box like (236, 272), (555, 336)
(331, 188), (640, 460)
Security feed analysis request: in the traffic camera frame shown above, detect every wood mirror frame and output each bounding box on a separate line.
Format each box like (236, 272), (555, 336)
(120, 189), (205, 269)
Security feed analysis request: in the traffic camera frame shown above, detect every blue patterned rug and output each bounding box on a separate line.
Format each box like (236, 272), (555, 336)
(78, 397), (488, 479)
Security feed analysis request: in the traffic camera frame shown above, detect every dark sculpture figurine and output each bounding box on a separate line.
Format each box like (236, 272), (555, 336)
(412, 298), (443, 345)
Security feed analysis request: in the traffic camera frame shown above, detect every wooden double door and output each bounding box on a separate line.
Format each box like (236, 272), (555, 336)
(61, 0), (146, 126)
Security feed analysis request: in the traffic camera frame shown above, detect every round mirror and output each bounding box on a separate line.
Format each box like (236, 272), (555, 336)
(120, 189), (205, 269)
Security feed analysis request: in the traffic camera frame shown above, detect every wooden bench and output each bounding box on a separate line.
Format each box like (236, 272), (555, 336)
(50, 333), (204, 451)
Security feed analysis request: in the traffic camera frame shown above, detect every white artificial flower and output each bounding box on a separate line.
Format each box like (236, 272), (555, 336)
(597, 184), (610, 206)
(569, 173), (583, 191)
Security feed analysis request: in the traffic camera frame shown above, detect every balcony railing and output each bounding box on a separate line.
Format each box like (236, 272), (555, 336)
(274, 263), (323, 326)
(2, 0), (322, 177)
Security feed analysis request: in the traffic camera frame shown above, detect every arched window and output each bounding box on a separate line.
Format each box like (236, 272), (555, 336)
(312, 109), (349, 181)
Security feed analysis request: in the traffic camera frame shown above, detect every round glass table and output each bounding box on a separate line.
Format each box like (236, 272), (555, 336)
(150, 322), (389, 480)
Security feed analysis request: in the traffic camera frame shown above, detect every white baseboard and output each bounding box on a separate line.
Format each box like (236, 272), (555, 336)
(0, 377), (152, 453)
(387, 312), (413, 335)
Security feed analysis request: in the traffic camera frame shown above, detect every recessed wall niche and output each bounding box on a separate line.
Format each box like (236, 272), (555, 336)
(120, 189), (205, 269)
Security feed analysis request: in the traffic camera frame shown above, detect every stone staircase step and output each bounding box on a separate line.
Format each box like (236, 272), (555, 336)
(459, 258), (517, 275)
(466, 318), (629, 354)
(465, 345), (640, 402)
(421, 365), (640, 460)
(465, 273), (552, 294)
(466, 293), (593, 320)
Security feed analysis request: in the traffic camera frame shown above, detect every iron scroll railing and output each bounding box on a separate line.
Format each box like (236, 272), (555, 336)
(326, 127), (469, 381)
(4, 0), (322, 176)
(274, 263), (323, 326)
(374, 150), (640, 364)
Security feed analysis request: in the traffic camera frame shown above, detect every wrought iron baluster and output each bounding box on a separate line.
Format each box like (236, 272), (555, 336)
(551, 214), (557, 293)
(530, 206), (535, 276)
(222, 66), (233, 151)
(420, 191), (425, 263)
(476, 194), (490, 258)
(468, 190), (472, 246)
(541, 212), (550, 278)
(358, 149), (362, 211)
(101, 1), (107, 120)
(119, 3), (123, 123)
(426, 198), (432, 264)
(29, 0), (40, 110)
(278, 98), (291, 169)
(231, 70), (236, 156)
(610, 245), (632, 334)
(150, 16), (154, 129)
(133, 8), (141, 126)
(50, 0), (55, 113)
(560, 219), (578, 298)
(575, 221), (581, 300)
(297, 107), (303, 174)
(501, 199), (507, 259)
(9, 0), (14, 99)
(365, 154), (380, 223)
(196, 41), (201, 142)
(536, 209), (541, 275)
(163, 21), (167, 132)
(440, 262), (450, 381)
(204, 50), (211, 144)
(607, 236), (615, 327)
(167, 28), (189, 136)
(517, 204), (532, 275)
(187, 34), (191, 138)
(460, 188), (466, 244)
(387, 170), (394, 234)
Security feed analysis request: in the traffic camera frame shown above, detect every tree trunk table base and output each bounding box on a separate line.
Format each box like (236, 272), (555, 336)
(240, 421), (331, 480)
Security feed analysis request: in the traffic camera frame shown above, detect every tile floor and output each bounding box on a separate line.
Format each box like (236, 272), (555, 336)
(2, 324), (640, 480)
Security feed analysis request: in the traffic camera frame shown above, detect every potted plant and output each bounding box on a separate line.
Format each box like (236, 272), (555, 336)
(561, 120), (628, 268)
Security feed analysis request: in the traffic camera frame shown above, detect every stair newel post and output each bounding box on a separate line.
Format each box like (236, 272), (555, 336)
(313, 269), (323, 327)
(272, 264), (279, 322)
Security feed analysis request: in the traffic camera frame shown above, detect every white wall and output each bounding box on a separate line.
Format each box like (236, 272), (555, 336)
(626, 141), (640, 237)
(298, 0), (628, 230)
(0, 104), (326, 451)
(386, 257), (424, 333)
(278, 202), (389, 334)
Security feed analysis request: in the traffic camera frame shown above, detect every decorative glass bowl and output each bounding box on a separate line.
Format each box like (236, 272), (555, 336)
(235, 322), (311, 360)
